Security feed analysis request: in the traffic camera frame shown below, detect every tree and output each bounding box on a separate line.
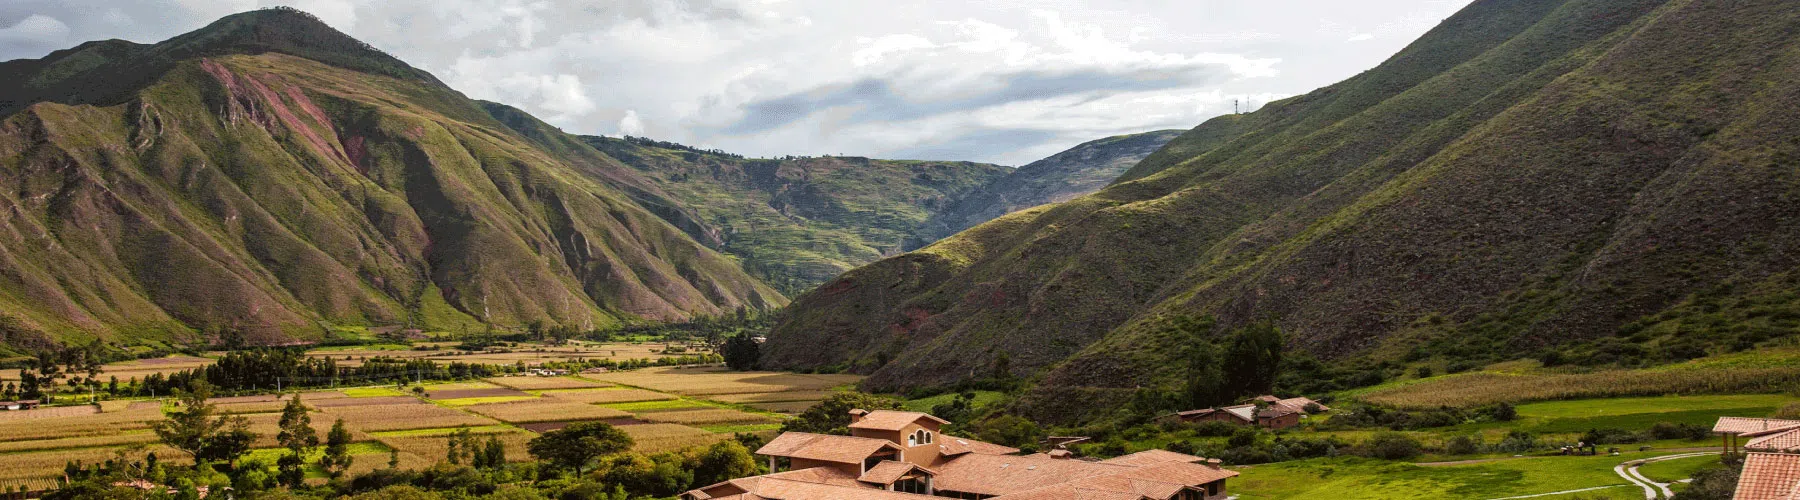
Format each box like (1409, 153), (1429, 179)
(152, 381), (256, 466)
(321, 419), (354, 478)
(1221, 321), (1283, 398)
(480, 435), (505, 469)
(276, 393), (318, 487)
(721, 334), (760, 371)
(1171, 315), (1225, 408)
(780, 392), (902, 435)
(691, 440), (758, 488)
(527, 422), (633, 475)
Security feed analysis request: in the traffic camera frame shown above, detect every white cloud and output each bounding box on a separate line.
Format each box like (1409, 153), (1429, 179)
(618, 109), (644, 135)
(1, 0), (1473, 165)
(0, 14), (71, 46)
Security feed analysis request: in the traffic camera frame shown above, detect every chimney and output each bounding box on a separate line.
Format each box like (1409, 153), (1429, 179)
(1204, 459), (1222, 470)
(849, 408), (868, 423)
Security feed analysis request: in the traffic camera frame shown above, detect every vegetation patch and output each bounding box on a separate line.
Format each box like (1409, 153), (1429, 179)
(485, 376), (611, 390)
(538, 388), (676, 404)
(637, 408), (779, 425)
(320, 404), (498, 432)
(616, 423), (728, 453)
(462, 400), (631, 424)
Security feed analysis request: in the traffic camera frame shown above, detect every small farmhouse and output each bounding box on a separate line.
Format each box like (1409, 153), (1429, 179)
(1166, 395), (1329, 430)
(683, 409), (1237, 500)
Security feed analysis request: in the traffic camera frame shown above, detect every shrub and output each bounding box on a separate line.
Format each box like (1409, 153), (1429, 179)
(1227, 428), (1259, 448)
(1677, 465), (1741, 500)
(1164, 440), (1198, 455)
(1446, 435), (1481, 455)
(1649, 422), (1711, 441)
(1190, 421), (1241, 437)
(1581, 428), (1644, 445)
(1772, 402), (1800, 420)
(1496, 431), (1539, 454)
(1364, 433), (1422, 460)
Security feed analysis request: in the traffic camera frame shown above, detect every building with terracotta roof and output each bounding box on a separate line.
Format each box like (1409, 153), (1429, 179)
(1716, 416), (1800, 499)
(684, 409), (1236, 500)
(1168, 399), (1317, 430)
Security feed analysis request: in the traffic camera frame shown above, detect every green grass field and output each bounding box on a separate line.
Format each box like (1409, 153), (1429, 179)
(903, 390), (1007, 413)
(600, 399), (718, 413)
(1231, 453), (1680, 500)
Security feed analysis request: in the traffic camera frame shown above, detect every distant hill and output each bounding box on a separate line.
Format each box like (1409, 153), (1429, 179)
(915, 130), (1183, 245)
(764, 0), (1800, 421)
(583, 135), (1010, 294)
(0, 8), (783, 353)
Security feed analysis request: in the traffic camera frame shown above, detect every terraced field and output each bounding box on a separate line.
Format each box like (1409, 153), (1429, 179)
(0, 367), (858, 487)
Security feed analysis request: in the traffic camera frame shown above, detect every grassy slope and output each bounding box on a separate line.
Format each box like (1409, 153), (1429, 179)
(582, 136), (1010, 294)
(767, 0), (1800, 420)
(916, 129), (1183, 243)
(0, 17), (784, 350)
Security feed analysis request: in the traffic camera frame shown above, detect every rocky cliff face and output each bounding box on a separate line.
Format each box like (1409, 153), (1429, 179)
(766, 0), (1800, 420)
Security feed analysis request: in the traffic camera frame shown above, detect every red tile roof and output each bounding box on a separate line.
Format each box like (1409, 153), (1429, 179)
(1097, 449), (1206, 467)
(1736, 453), (1800, 500)
(848, 410), (949, 431)
(754, 432), (901, 464)
(858, 460), (935, 485)
(933, 453), (1134, 496)
(1745, 426), (1800, 453)
(938, 436), (1021, 457)
(1716, 417), (1800, 435)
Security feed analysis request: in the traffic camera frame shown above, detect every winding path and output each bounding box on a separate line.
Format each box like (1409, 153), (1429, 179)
(1478, 451), (1719, 500)
(1615, 451), (1716, 499)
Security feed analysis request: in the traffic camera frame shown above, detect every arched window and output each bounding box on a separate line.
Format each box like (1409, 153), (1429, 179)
(909, 430), (932, 446)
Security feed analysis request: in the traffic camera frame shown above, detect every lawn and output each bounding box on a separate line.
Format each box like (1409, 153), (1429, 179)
(1232, 454), (1659, 499)
(1636, 454), (1725, 483)
(903, 390), (1007, 413)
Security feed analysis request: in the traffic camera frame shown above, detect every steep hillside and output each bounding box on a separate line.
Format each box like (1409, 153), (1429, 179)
(766, 0), (1800, 420)
(582, 136), (1009, 293)
(0, 9), (783, 352)
(915, 130), (1182, 244)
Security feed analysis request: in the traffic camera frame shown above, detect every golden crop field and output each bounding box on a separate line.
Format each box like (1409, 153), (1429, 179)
(0, 432), (160, 453)
(240, 412), (372, 448)
(485, 376), (611, 390)
(539, 388), (676, 404)
(321, 404), (499, 432)
(462, 400), (631, 424)
(708, 391), (839, 404)
(586, 366), (861, 396)
(0, 405), (99, 421)
(1360, 366), (1800, 408)
(376, 431), (537, 466)
(620, 424), (729, 453)
(3, 355), (220, 383)
(0, 404), (162, 442)
(745, 401), (819, 414)
(636, 408), (778, 425)
(0, 445), (188, 482)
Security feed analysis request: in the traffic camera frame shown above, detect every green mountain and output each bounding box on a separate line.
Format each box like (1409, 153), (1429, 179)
(765, 0), (1800, 420)
(0, 8), (783, 352)
(915, 129), (1183, 244)
(582, 136), (1010, 294)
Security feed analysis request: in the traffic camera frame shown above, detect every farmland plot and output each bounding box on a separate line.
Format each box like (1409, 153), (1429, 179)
(378, 431), (536, 466)
(463, 400), (630, 423)
(619, 424), (728, 453)
(485, 376), (610, 390)
(540, 388), (675, 404)
(321, 404), (498, 432)
(636, 408), (777, 425)
(0, 405), (162, 441)
(586, 367), (861, 395)
(0, 445), (187, 483)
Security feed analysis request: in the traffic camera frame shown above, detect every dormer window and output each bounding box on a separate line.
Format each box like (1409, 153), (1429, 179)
(909, 429), (933, 446)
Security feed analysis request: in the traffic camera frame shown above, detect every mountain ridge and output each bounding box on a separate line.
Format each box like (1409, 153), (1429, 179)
(0, 11), (783, 353)
(764, 0), (1800, 422)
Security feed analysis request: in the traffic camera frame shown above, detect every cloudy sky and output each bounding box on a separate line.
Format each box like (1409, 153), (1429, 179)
(2, 0), (1472, 165)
